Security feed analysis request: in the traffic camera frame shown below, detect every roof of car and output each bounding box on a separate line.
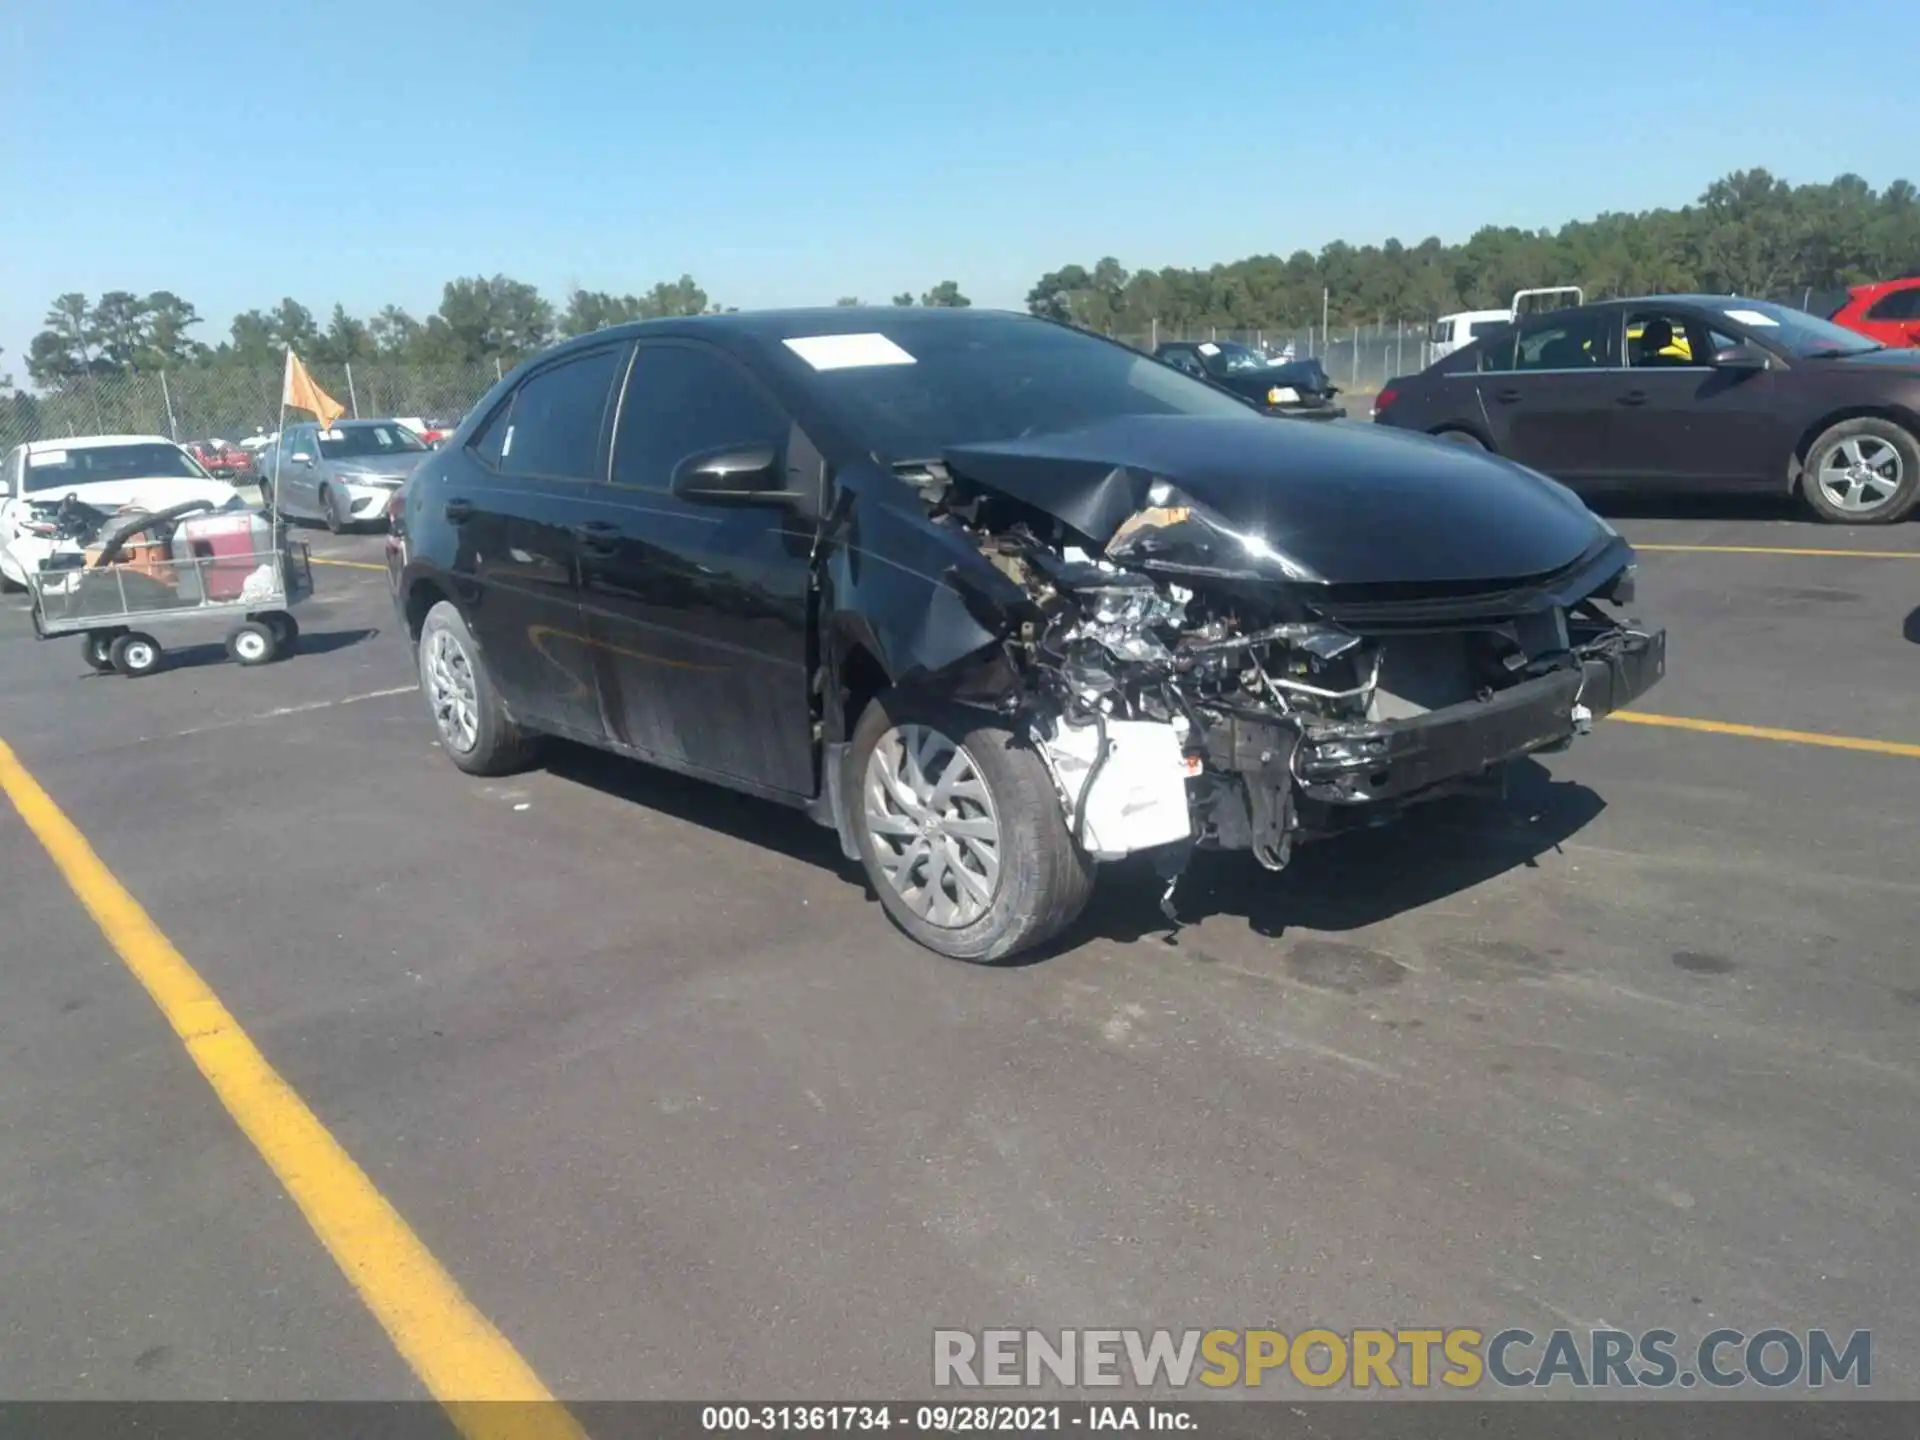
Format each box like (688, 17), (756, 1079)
(23, 434), (177, 453)
(565, 305), (1040, 348)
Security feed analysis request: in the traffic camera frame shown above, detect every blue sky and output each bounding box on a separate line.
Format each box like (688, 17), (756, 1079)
(2, 0), (1911, 369)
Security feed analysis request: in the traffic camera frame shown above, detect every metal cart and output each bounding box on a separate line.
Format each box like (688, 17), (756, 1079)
(26, 505), (315, 678)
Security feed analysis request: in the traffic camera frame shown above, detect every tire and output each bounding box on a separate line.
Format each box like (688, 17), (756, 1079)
(81, 633), (117, 672)
(0, 570), (22, 596)
(1799, 418), (1920, 525)
(847, 692), (1095, 964)
(259, 611), (299, 649)
(109, 632), (163, 677)
(1434, 428), (1487, 449)
(416, 599), (539, 776)
(257, 477), (273, 513)
(227, 621), (279, 666)
(321, 485), (347, 534)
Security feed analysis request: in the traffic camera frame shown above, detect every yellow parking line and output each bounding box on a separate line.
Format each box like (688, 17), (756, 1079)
(0, 736), (581, 1440)
(313, 556), (387, 571)
(1633, 543), (1920, 559)
(1612, 711), (1920, 758)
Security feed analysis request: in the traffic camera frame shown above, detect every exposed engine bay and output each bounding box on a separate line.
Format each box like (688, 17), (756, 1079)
(896, 454), (1664, 924)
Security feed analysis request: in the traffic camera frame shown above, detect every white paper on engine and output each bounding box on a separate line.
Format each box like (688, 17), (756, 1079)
(1045, 718), (1192, 859)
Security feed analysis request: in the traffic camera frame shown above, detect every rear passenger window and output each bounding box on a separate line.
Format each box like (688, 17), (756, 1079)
(1866, 288), (1920, 321)
(610, 343), (789, 490)
(496, 346), (625, 482)
(1510, 312), (1613, 372)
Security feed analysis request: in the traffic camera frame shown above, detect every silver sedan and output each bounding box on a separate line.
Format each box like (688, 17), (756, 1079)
(259, 419), (431, 533)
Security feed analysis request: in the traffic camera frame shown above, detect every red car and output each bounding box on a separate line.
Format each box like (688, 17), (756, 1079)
(1826, 277), (1920, 349)
(185, 440), (256, 480)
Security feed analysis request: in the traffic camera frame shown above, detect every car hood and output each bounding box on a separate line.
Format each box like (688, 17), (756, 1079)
(943, 414), (1607, 587)
(328, 458), (424, 484)
(17, 475), (239, 516)
(1825, 346), (1920, 373)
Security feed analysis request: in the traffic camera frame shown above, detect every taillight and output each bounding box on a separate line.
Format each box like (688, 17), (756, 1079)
(1373, 387), (1399, 411)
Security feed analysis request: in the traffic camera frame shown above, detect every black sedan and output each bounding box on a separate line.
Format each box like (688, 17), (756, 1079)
(1152, 340), (1345, 419)
(388, 308), (1660, 963)
(1373, 295), (1920, 524)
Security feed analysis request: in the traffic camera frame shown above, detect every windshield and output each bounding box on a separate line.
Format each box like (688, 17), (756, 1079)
(782, 320), (1257, 459)
(1204, 341), (1282, 374)
(23, 442), (210, 493)
(316, 423), (429, 459)
(1719, 300), (1882, 357)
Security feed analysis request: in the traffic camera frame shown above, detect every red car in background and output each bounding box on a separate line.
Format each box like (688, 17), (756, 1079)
(1826, 277), (1920, 349)
(186, 441), (257, 481)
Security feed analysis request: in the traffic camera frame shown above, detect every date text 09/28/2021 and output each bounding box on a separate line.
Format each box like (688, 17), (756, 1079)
(702, 1405), (1194, 1432)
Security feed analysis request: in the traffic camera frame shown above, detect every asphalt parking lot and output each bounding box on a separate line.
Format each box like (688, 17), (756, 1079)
(1, 496), (1916, 1410)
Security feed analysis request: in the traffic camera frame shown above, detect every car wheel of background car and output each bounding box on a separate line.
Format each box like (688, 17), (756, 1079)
(321, 485), (346, 534)
(109, 632), (163, 677)
(1433, 428), (1487, 450)
(1799, 418), (1920, 525)
(81, 632), (118, 672)
(417, 599), (539, 776)
(847, 692), (1095, 964)
(257, 477), (273, 513)
(226, 621), (280, 667)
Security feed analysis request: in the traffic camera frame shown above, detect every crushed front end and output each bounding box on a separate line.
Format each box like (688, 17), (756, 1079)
(916, 462), (1665, 910)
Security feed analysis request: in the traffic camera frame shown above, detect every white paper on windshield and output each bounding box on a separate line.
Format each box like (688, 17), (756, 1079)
(321, 428), (345, 440)
(1197, 342), (1221, 356)
(783, 333), (917, 371)
(28, 449), (69, 466)
(1723, 308), (1779, 327)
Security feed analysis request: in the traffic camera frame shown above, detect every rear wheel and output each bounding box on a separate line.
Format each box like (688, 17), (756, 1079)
(417, 600), (539, 776)
(259, 611), (299, 649)
(1799, 418), (1919, 524)
(81, 632), (118, 672)
(1434, 428), (1487, 450)
(847, 693), (1094, 964)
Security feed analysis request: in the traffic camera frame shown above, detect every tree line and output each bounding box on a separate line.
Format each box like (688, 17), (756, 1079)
(13, 166), (1919, 400)
(1028, 170), (1918, 336)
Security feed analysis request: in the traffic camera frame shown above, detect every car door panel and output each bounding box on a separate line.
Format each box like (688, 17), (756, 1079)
(583, 340), (818, 799)
(1472, 311), (1618, 485)
(1599, 312), (1791, 489)
(448, 342), (627, 741)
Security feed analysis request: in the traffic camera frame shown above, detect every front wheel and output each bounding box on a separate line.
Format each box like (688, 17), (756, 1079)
(848, 693), (1095, 964)
(110, 632), (164, 677)
(81, 632), (118, 672)
(417, 600), (539, 776)
(1434, 428), (1487, 450)
(321, 485), (347, 534)
(1800, 418), (1920, 524)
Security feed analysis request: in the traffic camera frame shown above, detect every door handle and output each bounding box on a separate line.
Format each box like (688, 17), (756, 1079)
(1616, 391), (1649, 407)
(1494, 388), (1522, 404)
(571, 520), (620, 551)
(443, 498), (474, 523)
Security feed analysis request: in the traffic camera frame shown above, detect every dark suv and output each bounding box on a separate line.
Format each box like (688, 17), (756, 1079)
(388, 308), (1661, 963)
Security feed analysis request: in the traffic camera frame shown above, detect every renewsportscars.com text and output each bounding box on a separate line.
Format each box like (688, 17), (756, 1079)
(933, 1327), (1871, 1391)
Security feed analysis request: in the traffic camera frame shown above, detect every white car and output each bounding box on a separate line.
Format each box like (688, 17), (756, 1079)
(0, 435), (247, 592)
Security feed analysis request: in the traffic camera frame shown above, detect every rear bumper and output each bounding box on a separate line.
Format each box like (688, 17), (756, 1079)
(1293, 627), (1667, 806)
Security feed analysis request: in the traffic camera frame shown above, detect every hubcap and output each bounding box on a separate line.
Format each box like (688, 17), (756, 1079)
(1817, 437), (1904, 514)
(862, 724), (1002, 928)
(423, 628), (480, 754)
(126, 643), (153, 668)
(238, 632), (267, 660)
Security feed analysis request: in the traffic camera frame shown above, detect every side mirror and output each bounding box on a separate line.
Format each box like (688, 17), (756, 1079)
(671, 445), (795, 505)
(1712, 342), (1770, 372)
(291, 451), (315, 465)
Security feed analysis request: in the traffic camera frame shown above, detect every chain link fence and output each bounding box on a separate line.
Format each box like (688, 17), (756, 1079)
(0, 360), (504, 453)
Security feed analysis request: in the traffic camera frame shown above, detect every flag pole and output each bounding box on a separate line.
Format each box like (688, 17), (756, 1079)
(271, 348), (289, 533)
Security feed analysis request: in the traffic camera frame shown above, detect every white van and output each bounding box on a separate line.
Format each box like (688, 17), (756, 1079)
(1428, 287), (1585, 360)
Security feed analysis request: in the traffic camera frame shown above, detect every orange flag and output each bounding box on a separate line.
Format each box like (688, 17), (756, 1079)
(282, 348), (346, 427)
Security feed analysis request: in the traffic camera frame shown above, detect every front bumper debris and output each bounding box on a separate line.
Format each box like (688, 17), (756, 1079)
(1292, 627), (1667, 805)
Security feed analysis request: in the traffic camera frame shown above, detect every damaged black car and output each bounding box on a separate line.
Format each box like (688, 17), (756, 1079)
(387, 308), (1665, 963)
